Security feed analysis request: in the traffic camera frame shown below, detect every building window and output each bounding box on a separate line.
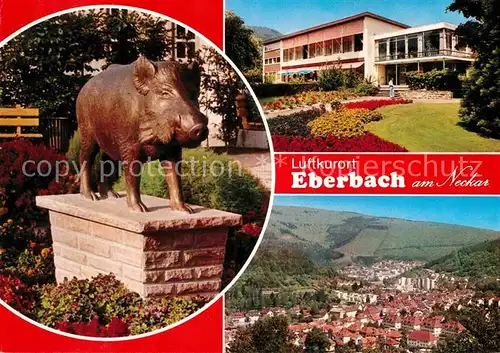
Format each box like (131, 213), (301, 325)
(445, 30), (453, 54)
(354, 33), (363, 52)
(176, 25), (186, 39)
(333, 38), (341, 54)
(396, 36), (405, 59)
(309, 43), (317, 58)
(283, 49), (289, 62)
(302, 45), (308, 59)
(276, 57), (281, 63)
(316, 41), (324, 57)
(177, 42), (186, 58)
(342, 36), (353, 53)
(186, 31), (195, 40)
(378, 41), (387, 59)
(187, 42), (196, 58)
(295, 46), (302, 60)
(424, 30), (440, 56)
(325, 40), (333, 56)
(389, 38), (397, 59)
(408, 35), (418, 58)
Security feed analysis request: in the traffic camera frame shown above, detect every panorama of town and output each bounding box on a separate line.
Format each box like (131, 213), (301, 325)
(226, 260), (499, 352)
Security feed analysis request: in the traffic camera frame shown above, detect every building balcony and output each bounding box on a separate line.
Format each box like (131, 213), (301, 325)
(282, 50), (364, 69)
(375, 49), (473, 63)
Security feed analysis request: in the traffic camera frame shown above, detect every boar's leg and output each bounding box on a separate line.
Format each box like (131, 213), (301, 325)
(98, 153), (120, 199)
(161, 148), (194, 214)
(79, 132), (99, 201)
(123, 153), (148, 213)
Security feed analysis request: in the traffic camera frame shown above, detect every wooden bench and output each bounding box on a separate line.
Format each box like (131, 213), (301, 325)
(0, 107), (43, 138)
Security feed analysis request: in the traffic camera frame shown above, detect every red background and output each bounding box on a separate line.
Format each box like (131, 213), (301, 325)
(0, 0), (224, 48)
(0, 0), (224, 352)
(275, 153), (500, 195)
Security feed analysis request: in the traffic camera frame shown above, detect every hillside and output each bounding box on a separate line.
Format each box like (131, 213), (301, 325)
(248, 26), (282, 41)
(264, 206), (500, 264)
(427, 239), (500, 277)
(225, 246), (338, 312)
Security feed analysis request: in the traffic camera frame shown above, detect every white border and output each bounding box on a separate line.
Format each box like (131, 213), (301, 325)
(274, 152), (498, 196)
(0, 4), (276, 343)
(275, 152), (500, 155)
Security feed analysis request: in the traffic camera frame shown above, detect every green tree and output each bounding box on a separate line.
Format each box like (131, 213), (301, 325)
(0, 10), (172, 121)
(228, 316), (302, 353)
(336, 341), (358, 353)
(448, 0), (500, 137)
(103, 10), (172, 65)
(433, 305), (500, 352)
(198, 47), (243, 146)
(224, 11), (260, 73)
(305, 327), (330, 353)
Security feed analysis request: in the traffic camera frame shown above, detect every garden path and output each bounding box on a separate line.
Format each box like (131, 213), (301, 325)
(225, 149), (272, 189)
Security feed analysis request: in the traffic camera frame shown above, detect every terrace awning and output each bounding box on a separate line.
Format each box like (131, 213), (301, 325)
(339, 62), (364, 69)
(283, 69), (314, 75)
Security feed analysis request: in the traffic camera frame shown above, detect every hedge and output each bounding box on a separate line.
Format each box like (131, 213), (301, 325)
(404, 69), (461, 91)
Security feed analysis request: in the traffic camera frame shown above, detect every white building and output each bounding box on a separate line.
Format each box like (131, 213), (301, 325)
(263, 12), (473, 85)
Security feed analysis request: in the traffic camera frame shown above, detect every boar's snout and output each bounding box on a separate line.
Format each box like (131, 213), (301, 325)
(189, 123), (209, 141)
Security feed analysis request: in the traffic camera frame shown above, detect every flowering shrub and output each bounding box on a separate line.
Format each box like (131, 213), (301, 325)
(343, 99), (412, 110)
(267, 108), (325, 137)
(0, 274), (36, 314)
(35, 274), (200, 336)
(129, 297), (201, 335)
(36, 274), (143, 327)
(308, 111), (366, 138)
(263, 90), (361, 111)
(308, 109), (382, 138)
(0, 139), (78, 224)
(272, 134), (408, 152)
(56, 317), (130, 337)
(350, 109), (383, 124)
(13, 247), (55, 286)
(0, 218), (51, 256)
(241, 223), (262, 238)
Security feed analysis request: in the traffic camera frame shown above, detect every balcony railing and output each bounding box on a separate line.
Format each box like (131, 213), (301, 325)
(375, 49), (473, 62)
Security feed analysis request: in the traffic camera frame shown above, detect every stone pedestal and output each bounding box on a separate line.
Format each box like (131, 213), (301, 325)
(236, 129), (269, 149)
(36, 193), (242, 299)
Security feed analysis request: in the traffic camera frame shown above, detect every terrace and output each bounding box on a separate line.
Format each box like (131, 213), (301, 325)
(374, 22), (473, 63)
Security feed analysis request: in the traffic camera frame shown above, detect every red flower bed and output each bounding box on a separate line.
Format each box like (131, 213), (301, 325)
(0, 139), (78, 223)
(56, 317), (130, 337)
(343, 99), (412, 110)
(0, 274), (36, 314)
(272, 134), (408, 152)
(241, 223), (262, 238)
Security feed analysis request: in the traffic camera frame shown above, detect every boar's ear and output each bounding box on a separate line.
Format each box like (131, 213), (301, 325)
(133, 55), (157, 95)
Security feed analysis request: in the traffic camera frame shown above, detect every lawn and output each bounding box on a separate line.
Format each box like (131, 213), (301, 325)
(367, 103), (500, 152)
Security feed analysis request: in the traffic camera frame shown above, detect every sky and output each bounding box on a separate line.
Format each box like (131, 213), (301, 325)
(273, 196), (500, 231)
(226, 0), (467, 35)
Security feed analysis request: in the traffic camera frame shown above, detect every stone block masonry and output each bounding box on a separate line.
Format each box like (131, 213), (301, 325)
(399, 90), (454, 100)
(36, 193), (242, 300)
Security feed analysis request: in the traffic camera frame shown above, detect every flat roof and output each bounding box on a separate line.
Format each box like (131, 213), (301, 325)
(263, 12), (410, 45)
(374, 22), (458, 40)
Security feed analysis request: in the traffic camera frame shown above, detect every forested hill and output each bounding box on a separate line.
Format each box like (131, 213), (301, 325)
(248, 26), (282, 41)
(264, 206), (500, 264)
(427, 239), (500, 277)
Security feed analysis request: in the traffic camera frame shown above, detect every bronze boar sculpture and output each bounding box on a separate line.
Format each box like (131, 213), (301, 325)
(76, 55), (209, 213)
